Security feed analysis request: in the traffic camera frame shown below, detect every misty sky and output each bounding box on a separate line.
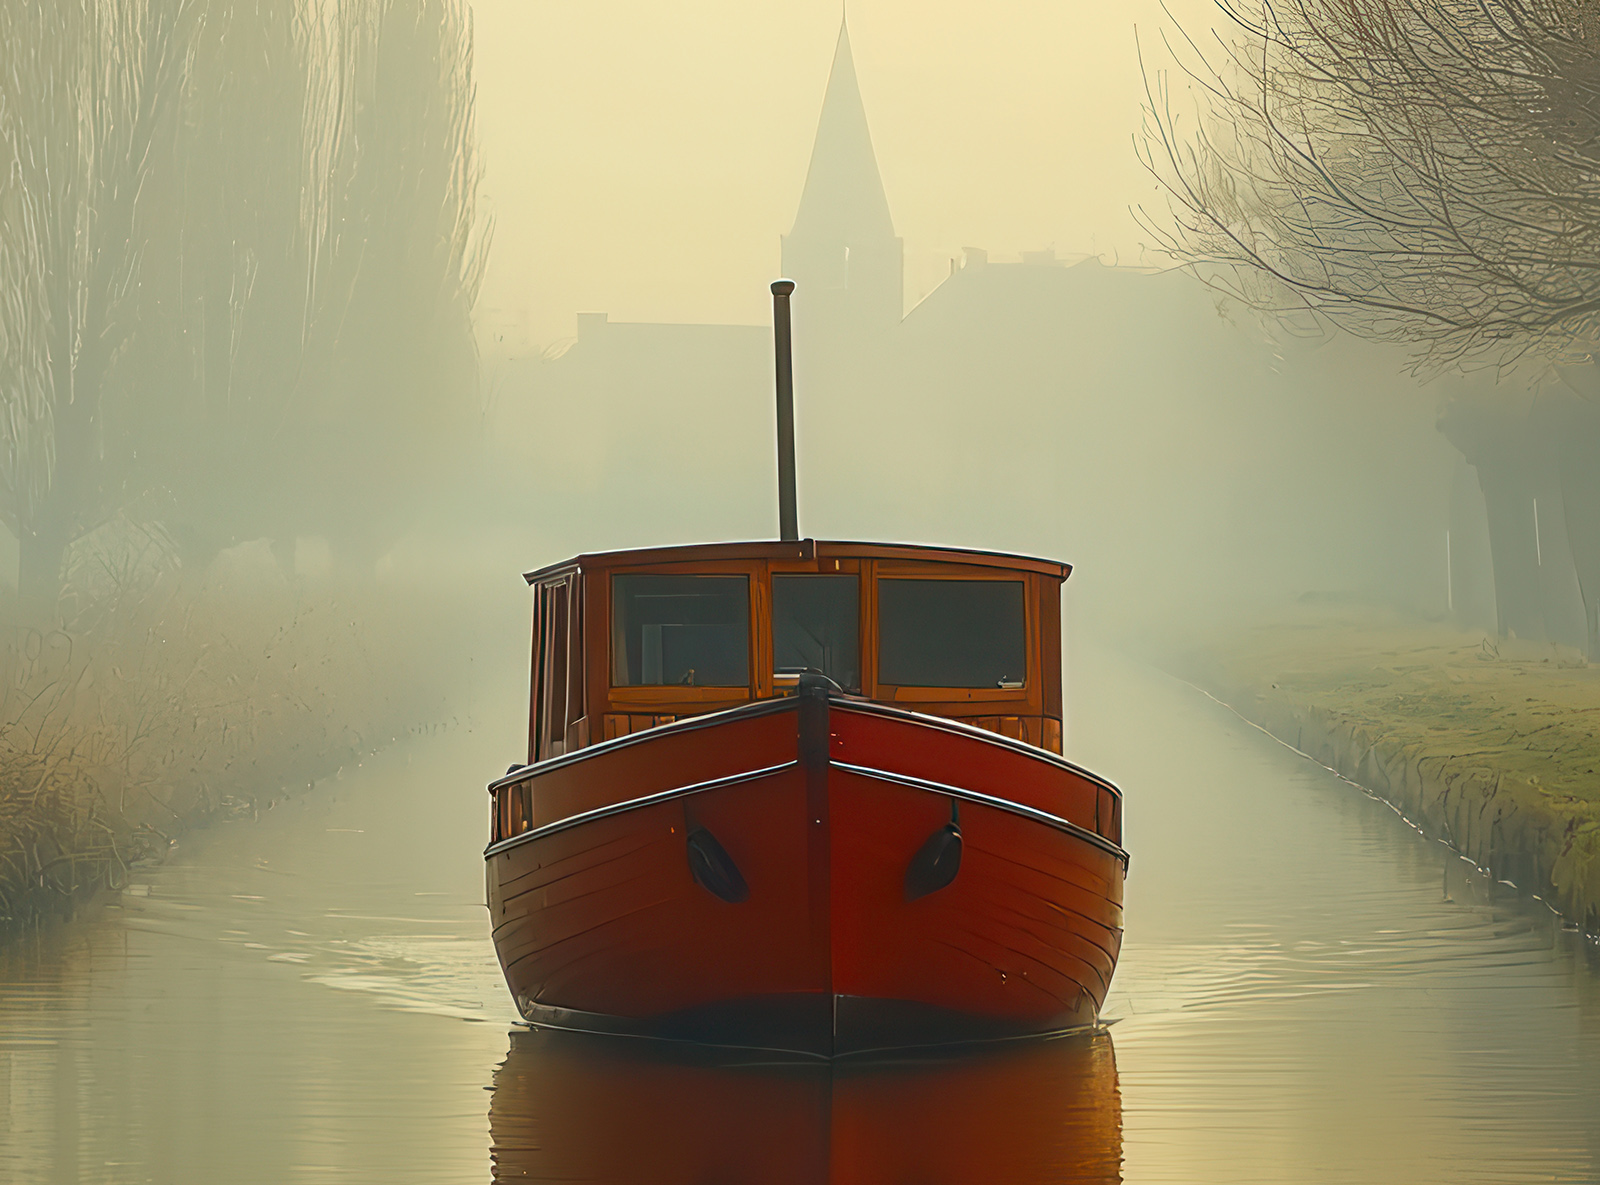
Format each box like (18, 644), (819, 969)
(471, 0), (1216, 349)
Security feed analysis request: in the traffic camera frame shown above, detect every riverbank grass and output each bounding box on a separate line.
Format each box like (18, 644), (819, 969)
(0, 532), (487, 929)
(1175, 604), (1600, 930)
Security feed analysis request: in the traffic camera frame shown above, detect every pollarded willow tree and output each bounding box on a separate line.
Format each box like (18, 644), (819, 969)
(1140, 0), (1600, 648)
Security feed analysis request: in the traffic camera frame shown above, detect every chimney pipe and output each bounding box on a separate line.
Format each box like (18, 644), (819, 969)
(771, 279), (799, 542)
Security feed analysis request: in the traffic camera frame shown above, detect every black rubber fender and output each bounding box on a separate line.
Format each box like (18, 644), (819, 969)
(905, 803), (962, 901)
(686, 826), (750, 903)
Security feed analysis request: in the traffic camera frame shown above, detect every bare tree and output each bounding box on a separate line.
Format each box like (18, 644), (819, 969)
(123, 0), (489, 572)
(0, 0), (196, 605)
(3, 0), (489, 597)
(121, 0), (314, 562)
(282, 0), (490, 570)
(1140, 0), (1600, 367)
(1141, 0), (1600, 649)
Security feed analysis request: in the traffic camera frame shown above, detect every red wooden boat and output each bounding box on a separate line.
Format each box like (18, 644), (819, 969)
(484, 284), (1126, 1056)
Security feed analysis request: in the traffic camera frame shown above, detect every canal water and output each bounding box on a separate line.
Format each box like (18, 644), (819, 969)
(3, 649), (1599, 1183)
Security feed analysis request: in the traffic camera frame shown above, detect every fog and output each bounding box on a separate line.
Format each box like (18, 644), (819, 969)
(11, 6), (1600, 1180)
(473, 7), (1476, 647)
(0, 1), (1514, 836)
(470, 0), (1219, 346)
(0, 0), (1487, 641)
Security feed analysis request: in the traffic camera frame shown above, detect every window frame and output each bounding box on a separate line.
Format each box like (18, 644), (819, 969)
(866, 561), (1037, 705)
(604, 561), (763, 708)
(767, 563), (863, 693)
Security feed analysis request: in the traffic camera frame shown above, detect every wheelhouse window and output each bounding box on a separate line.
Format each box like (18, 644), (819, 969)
(877, 579), (1026, 688)
(612, 575), (750, 687)
(773, 574), (860, 691)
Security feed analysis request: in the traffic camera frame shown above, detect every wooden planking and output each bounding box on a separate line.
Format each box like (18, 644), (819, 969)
(516, 706), (799, 833)
(949, 877), (1122, 991)
(487, 707), (1124, 1034)
(959, 838), (1124, 939)
(847, 796), (1118, 1003)
(828, 764), (1123, 1025)
(905, 860), (1117, 1005)
(834, 706), (1106, 838)
(932, 907), (1109, 1004)
(968, 716), (1040, 746)
(487, 766), (824, 1018)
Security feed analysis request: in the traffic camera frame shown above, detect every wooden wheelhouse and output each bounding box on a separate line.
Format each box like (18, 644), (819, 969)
(523, 538), (1067, 768)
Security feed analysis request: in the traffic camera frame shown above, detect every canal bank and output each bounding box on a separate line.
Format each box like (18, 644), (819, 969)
(1170, 604), (1600, 934)
(0, 549), (512, 937)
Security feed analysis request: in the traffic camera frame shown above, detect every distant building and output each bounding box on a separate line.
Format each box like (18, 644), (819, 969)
(512, 18), (1160, 454)
(497, 17), (1469, 626)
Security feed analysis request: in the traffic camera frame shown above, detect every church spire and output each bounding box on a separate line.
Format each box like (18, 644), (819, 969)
(782, 19), (903, 329)
(789, 20), (895, 245)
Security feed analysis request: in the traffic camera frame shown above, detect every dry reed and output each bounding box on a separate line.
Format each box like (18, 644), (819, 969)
(0, 521), (475, 928)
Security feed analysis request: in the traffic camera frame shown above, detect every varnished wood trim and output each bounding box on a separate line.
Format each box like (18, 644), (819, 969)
(524, 562), (582, 587)
(819, 541), (1070, 578)
(1041, 579), (1063, 720)
(524, 539), (1070, 584)
(832, 761), (1129, 869)
(886, 686), (1032, 703)
(609, 686), (750, 705)
(861, 558), (879, 699)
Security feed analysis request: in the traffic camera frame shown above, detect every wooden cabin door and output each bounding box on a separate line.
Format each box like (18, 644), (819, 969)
(530, 574), (587, 762)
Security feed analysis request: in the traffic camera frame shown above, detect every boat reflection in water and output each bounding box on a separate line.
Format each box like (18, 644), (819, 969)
(488, 1028), (1121, 1184)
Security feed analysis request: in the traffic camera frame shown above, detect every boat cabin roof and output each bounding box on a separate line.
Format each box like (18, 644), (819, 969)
(524, 538), (1071, 584)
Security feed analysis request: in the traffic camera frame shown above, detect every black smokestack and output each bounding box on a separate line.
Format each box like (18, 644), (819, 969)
(771, 279), (799, 543)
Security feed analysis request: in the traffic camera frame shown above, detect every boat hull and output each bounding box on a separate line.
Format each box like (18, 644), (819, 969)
(485, 692), (1125, 1056)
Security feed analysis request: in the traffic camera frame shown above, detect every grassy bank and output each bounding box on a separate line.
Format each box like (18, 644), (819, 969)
(1172, 604), (1600, 932)
(0, 528), (501, 929)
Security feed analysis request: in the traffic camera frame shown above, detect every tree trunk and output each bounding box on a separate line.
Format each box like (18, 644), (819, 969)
(1440, 400), (1554, 641)
(1475, 462), (1549, 639)
(1447, 454), (1497, 631)
(1527, 469), (1589, 652)
(1537, 381), (1600, 659)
